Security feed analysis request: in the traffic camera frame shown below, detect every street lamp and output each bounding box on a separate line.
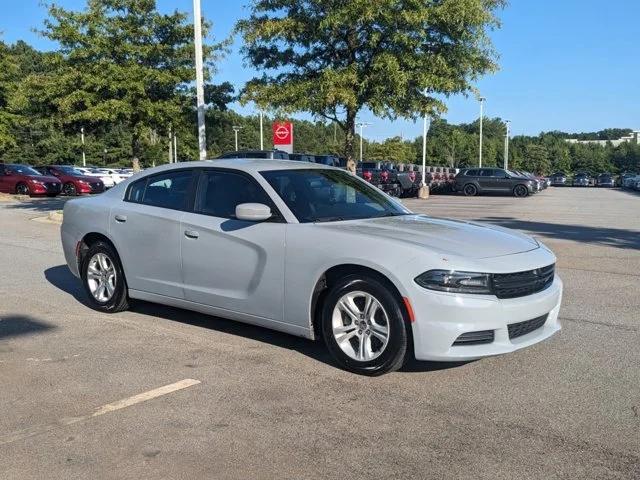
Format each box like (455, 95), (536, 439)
(504, 120), (511, 171)
(259, 110), (264, 150)
(478, 97), (486, 167)
(193, 0), (207, 160)
(356, 122), (372, 163)
(232, 126), (243, 152)
(80, 127), (86, 167)
(103, 148), (107, 166)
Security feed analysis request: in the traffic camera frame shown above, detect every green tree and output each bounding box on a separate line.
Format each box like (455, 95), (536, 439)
(523, 143), (551, 174)
(0, 40), (19, 153)
(237, 0), (505, 170)
(26, 0), (225, 165)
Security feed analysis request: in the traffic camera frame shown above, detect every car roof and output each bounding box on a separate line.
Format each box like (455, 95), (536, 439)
(138, 158), (337, 175)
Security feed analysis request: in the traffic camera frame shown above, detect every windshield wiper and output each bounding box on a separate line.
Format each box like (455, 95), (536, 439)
(314, 216), (346, 223)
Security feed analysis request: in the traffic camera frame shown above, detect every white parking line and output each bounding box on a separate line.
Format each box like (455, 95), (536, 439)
(0, 379), (201, 446)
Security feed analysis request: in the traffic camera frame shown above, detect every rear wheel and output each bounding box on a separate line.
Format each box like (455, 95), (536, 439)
(321, 275), (408, 375)
(63, 182), (77, 196)
(513, 184), (529, 197)
(15, 182), (30, 195)
(81, 241), (129, 313)
(463, 183), (478, 196)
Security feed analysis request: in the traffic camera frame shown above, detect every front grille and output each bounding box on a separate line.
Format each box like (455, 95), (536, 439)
(45, 182), (61, 192)
(508, 315), (548, 339)
(493, 264), (555, 299)
(90, 182), (103, 192)
(453, 329), (495, 346)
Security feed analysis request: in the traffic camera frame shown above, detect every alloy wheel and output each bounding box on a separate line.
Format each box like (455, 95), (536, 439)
(331, 291), (390, 362)
(16, 183), (29, 195)
(514, 185), (528, 197)
(86, 253), (117, 302)
(63, 183), (77, 196)
(464, 184), (477, 196)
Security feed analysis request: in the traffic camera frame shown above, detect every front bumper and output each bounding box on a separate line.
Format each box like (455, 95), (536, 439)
(409, 276), (563, 361)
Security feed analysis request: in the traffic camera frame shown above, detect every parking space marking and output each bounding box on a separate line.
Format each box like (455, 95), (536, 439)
(0, 379), (201, 447)
(90, 378), (201, 418)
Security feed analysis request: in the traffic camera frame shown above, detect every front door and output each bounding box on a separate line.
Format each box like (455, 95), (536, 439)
(0, 164), (9, 192)
(110, 169), (196, 299)
(180, 169), (286, 321)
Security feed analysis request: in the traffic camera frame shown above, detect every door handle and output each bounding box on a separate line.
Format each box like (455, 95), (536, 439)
(184, 230), (199, 239)
(114, 215), (127, 223)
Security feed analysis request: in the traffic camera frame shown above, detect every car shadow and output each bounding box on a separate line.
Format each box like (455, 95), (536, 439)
(4, 196), (70, 213)
(43, 264), (465, 374)
(0, 315), (56, 340)
(478, 217), (640, 250)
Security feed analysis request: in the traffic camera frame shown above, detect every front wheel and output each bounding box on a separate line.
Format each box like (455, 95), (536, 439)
(80, 241), (129, 313)
(463, 183), (478, 196)
(321, 275), (408, 375)
(15, 183), (30, 196)
(513, 184), (529, 197)
(63, 182), (77, 196)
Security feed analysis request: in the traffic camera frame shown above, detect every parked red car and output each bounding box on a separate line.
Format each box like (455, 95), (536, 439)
(0, 163), (62, 197)
(36, 165), (104, 196)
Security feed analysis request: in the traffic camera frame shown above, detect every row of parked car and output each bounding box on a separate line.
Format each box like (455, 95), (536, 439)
(219, 150), (554, 198)
(0, 163), (134, 197)
(547, 172), (629, 188)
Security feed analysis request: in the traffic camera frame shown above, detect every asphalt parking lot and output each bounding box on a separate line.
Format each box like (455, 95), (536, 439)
(1, 188), (639, 480)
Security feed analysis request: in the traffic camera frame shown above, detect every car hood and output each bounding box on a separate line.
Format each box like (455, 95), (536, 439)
(26, 175), (60, 183)
(319, 214), (539, 259)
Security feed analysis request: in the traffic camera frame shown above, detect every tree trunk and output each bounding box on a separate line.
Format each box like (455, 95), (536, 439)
(131, 129), (142, 171)
(344, 108), (357, 173)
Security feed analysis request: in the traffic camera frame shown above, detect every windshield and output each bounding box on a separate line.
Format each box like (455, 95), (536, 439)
(59, 166), (86, 176)
(7, 165), (42, 176)
(261, 169), (411, 223)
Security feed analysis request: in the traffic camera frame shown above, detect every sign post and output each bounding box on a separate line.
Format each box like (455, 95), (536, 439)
(273, 122), (293, 153)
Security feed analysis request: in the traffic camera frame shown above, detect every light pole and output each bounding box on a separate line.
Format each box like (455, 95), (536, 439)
(504, 120), (511, 171)
(356, 122), (372, 163)
(103, 148), (107, 166)
(478, 97), (486, 167)
(232, 126), (243, 151)
(259, 110), (264, 150)
(80, 127), (86, 167)
(193, 0), (207, 160)
(173, 132), (178, 163)
(421, 114), (429, 187)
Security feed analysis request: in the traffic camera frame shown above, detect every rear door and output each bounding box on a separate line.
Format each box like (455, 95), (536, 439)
(180, 169), (286, 321)
(110, 169), (196, 299)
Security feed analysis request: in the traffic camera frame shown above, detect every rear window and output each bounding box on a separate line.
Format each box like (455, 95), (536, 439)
(126, 170), (194, 211)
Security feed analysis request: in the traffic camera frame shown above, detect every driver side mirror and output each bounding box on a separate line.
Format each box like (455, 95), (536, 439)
(235, 203), (272, 222)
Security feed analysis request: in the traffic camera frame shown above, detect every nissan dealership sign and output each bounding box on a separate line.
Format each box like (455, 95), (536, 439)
(273, 121), (293, 153)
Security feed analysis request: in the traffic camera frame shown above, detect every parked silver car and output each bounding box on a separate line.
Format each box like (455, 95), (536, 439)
(61, 160), (562, 375)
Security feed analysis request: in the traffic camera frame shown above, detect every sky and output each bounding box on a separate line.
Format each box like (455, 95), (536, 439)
(1, 0), (638, 141)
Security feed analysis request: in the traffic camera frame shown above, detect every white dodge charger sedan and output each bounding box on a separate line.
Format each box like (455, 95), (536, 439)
(61, 159), (562, 375)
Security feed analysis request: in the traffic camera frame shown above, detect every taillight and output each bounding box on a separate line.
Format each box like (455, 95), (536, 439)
(380, 171), (389, 182)
(434, 173), (441, 180)
(363, 170), (372, 181)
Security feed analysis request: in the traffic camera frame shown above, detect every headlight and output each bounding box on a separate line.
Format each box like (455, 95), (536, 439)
(414, 270), (493, 294)
(29, 179), (45, 185)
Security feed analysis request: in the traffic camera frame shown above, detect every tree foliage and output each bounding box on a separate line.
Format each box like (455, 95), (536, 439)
(237, 0), (505, 169)
(24, 0), (226, 162)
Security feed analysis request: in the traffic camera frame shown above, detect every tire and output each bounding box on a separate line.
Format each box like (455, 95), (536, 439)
(321, 274), (408, 376)
(513, 184), (529, 197)
(15, 182), (30, 196)
(63, 182), (77, 196)
(463, 183), (478, 196)
(80, 241), (129, 313)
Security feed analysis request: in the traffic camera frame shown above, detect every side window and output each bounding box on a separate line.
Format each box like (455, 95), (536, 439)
(195, 170), (272, 219)
(480, 169), (494, 177)
(139, 170), (193, 210)
(0, 164), (5, 175)
(127, 178), (147, 203)
(466, 169), (478, 176)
